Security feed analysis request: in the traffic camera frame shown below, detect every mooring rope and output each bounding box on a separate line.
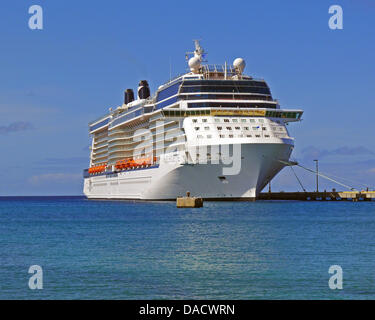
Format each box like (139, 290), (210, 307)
(289, 166), (306, 192)
(279, 160), (357, 191)
(296, 163), (356, 190)
(315, 170), (371, 190)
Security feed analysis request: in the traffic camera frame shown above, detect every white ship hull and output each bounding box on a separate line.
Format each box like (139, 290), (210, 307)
(83, 141), (293, 200)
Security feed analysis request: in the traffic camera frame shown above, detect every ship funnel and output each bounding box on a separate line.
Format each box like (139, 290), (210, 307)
(138, 80), (150, 99)
(124, 89), (135, 104)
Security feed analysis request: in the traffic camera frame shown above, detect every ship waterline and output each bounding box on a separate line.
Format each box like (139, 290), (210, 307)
(83, 41), (303, 200)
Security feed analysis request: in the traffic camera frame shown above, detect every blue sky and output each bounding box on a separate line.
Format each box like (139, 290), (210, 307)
(0, 0), (374, 195)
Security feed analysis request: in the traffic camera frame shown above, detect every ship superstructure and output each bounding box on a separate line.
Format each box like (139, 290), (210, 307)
(83, 41), (303, 200)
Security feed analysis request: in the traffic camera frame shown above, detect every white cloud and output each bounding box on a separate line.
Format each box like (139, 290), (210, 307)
(0, 121), (33, 135)
(29, 173), (81, 185)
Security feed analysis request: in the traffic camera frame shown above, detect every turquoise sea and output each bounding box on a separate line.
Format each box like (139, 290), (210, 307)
(0, 196), (374, 300)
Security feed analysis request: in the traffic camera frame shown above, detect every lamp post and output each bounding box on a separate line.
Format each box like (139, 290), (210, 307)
(314, 159), (319, 193)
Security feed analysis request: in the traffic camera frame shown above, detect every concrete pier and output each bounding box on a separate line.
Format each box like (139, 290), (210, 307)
(177, 192), (204, 208)
(258, 191), (375, 201)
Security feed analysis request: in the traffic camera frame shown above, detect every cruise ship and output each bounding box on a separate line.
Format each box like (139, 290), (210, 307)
(83, 41), (303, 200)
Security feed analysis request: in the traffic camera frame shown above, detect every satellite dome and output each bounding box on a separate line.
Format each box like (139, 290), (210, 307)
(188, 56), (201, 73)
(233, 58), (246, 73)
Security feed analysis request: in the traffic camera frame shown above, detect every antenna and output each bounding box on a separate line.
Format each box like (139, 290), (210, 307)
(194, 40), (203, 56)
(185, 40), (207, 62)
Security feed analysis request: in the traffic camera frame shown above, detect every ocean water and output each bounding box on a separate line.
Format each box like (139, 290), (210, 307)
(0, 196), (374, 300)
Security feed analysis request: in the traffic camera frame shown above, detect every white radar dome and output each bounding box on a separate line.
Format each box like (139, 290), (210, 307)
(188, 56), (201, 73)
(233, 58), (246, 73)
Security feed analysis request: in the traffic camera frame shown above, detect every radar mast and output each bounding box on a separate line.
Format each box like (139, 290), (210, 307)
(186, 40), (207, 73)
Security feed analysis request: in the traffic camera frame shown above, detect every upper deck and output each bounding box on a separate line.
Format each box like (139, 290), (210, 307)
(88, 70), (302, 134)
(88, 42), (303, 134)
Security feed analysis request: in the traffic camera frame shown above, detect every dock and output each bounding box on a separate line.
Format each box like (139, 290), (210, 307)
(176, 192), (204, 208)
(258, 191), (375, 201)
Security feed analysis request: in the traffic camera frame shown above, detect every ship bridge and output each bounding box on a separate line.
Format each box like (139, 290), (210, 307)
(154, 74), (276, 112)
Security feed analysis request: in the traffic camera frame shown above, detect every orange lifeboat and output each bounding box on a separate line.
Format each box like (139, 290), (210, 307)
(129, 159), (136, 168)
(115, 161), (120, 170)
(143, 157), (151, 166)
(123, 159), (130, 169)
(115, 158), (155, 171)
(115, 159), (131, 171)
(135, 158), (143, 167)
(89, 163), (107, 175)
